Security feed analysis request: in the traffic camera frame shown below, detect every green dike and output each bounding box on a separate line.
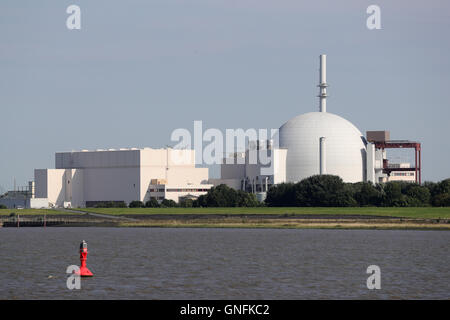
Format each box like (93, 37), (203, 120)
(1, 207), (449, 219)
(77, 207), (450, 219)
(0, 209), (80, 216)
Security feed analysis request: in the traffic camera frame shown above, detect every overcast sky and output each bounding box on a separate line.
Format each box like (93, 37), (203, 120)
(1, 0), (449, 191)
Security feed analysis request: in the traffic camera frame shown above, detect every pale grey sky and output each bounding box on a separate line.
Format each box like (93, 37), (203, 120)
(1, 0), (449, 191)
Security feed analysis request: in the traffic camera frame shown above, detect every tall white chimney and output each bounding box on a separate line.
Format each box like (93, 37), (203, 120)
(318, 54), (328, 112)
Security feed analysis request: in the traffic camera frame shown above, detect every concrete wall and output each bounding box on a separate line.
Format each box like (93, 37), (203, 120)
(47, 169), (67, 207)
(273, 149), (287, 184)
(35, 169), (68, 207)
(28, 198), (49, 209)
(140, 166), (166, 202)
(366, 143), (375, 183)
(147, 184), (213, 203)
(56, 148), (196, 169)
(221, 163), (246, 179)
(36, 148), (209, 206)
(0, 198), (27, 209)
(69, 169), (84, 207)
(209, 178), (242, 190)
(213, 148), (287, 191)
(387, 163), (416, 182)
(36, 167), (140, 207)
(139, 149), (207, 202)
(167, 167), (208, 185)
(164, 190), (209, 202)
(82, 167), (140, 204)
(34, 169), (49, 198)
(140, 167), (209, 202)
(366, 131), (390, 142)
(389, 172), (416, 182)
(56, 149), (140, 169)
(141, 148), (195, 167)
(374, 149), (388, 183)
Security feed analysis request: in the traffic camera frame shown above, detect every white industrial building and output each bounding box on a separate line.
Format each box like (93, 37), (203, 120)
(209, 141), (287, 200)
(384, 164), (416, 182)
(1, 54), (420, 209)
(33, 148), (212, 208)
(211, 55), (421, 194)
(279, 111), (366, 183)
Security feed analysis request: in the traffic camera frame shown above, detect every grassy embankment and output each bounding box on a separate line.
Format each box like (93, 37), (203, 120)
(82, 207), (450, 230)
(1, 207), (449, 230)
(0, 209), (73, 216)
(76, 207), (450, 219)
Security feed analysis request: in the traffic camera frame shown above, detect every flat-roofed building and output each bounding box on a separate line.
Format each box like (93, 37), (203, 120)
(34, 148), (212, 208)
(386, 163), (416, 182)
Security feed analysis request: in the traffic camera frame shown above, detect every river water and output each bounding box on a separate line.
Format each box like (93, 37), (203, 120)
(0, 227), (448, 299)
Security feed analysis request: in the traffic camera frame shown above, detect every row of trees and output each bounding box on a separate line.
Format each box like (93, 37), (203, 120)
(93, 175), (449, 208)
(126, 184), (260, 208)
(128, 198), (178, 208)
(92, 201), (127, 208)
(194, 184), (260, 207)
(265, 175), (450, 207)
(93, 199), (180, 208)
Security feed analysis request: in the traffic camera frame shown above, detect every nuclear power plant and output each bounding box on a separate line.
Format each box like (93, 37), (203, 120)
(211, 55), (422, 198)
(0, 55), (422, 208)
(280, 54), (366, 183)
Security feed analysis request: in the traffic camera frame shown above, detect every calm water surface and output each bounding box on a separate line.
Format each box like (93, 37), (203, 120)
(0, 227), (448, 299)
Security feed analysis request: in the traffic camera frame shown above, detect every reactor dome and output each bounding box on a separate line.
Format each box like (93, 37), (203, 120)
(279, 111), (366, 183)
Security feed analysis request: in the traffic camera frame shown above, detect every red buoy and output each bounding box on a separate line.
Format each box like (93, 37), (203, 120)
(77, 240), (93, 277)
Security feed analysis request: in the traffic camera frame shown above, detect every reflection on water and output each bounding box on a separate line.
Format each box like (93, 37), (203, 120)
(0, 227), (448, 299)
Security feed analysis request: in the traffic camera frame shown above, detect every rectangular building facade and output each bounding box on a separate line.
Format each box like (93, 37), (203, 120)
(34, 148), (211, 208)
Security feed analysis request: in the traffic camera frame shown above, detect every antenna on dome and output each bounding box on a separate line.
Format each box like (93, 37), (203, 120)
(318, 54), (328, 112)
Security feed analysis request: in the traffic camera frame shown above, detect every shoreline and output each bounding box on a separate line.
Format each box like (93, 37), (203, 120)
(1, 213), (449, 230)
(115, 216), (450, 230)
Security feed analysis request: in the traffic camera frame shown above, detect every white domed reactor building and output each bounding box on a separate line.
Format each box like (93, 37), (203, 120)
(279, 55), (365, 182)
(211, 54), (367, 194)
(279, 111), (366, 183)
(211, 54), (421, 198)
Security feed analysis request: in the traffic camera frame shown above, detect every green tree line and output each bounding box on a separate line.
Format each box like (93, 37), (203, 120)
(265, 175), (450, 207)
(126, 184), (260, 208)
(93, 176), (449, 208)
